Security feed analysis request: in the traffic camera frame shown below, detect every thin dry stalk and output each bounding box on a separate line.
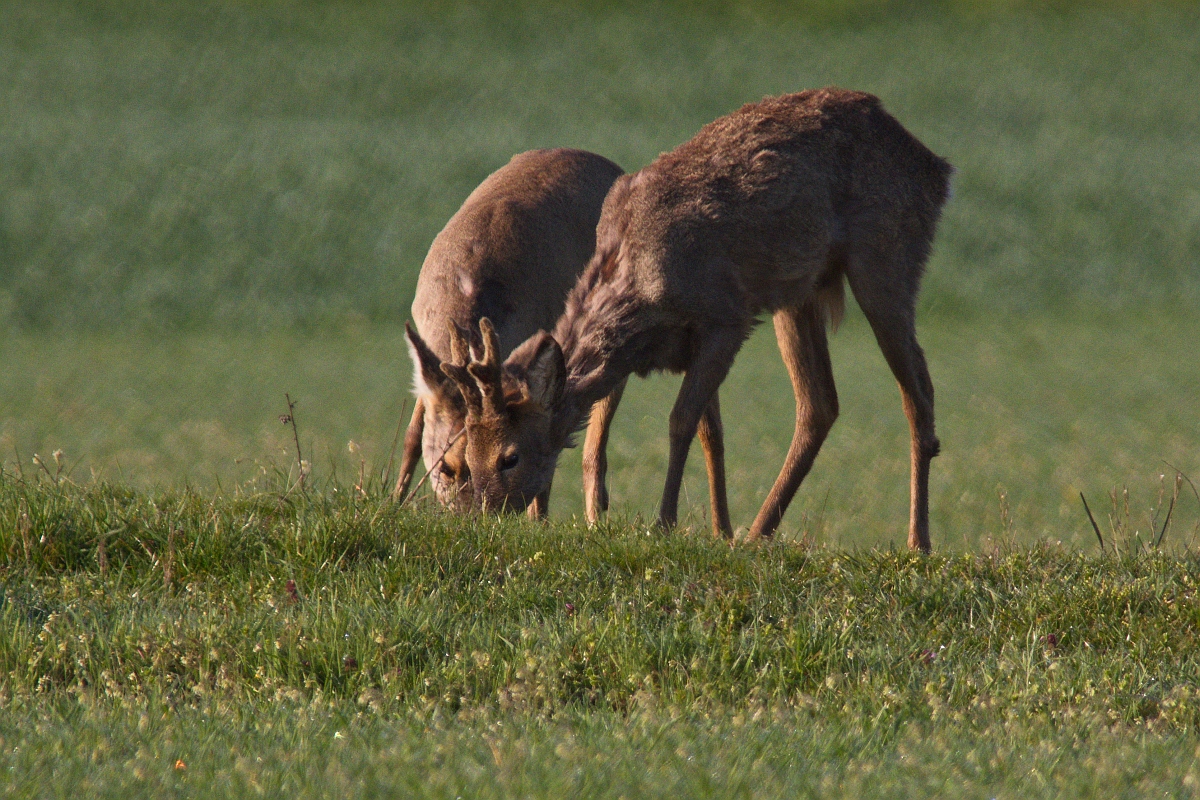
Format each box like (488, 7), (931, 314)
(382, 398), (410, 490)
(31, 453), (55, 482)
(1151, 472), (1184, 548)
(1162, 462), (1200, 506)
(280, 393), (306, 490)
(1162, 465), (1200, 547)
(18, 503), (32, 562)
(164, 521), (177, 590)
(349, 440), (368, 498)
(998, 488), (1012, 537)
(11, 444), (26, 480)
(1080, 492), (1104, 553)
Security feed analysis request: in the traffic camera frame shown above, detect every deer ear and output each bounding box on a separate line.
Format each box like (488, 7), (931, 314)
(405, 322), (447, 397)
(508, 332), (564, 409)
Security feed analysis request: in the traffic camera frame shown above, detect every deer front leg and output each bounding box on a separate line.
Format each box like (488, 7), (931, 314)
(582, 378), (627, 524)
(392, 398), (426, 502)
(696, 392), (733, 539)
(659, 329), (744, 531)
(526, 477), (553, 521)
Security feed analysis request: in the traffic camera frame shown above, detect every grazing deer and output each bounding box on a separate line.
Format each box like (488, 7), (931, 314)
(441, 89), (952, 550)
(393, 148), (627, 519)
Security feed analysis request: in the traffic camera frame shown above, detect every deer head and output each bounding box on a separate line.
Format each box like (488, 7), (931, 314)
(440, 318), (566, 514)
(403, 322), (475, 509)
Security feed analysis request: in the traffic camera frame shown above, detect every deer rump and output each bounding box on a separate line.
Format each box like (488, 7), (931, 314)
(442, 89), (953, 551)
(394, 148), (624, 517)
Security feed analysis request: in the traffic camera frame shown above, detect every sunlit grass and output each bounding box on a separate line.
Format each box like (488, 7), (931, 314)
(3, 478), (1200, 797)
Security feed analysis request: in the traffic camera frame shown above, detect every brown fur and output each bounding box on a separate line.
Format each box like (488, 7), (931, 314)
(393, 148), (626, 518)
(452, 89), (952, 550)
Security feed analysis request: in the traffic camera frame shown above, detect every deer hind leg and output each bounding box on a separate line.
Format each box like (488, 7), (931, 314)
(659, 328), (745, 532)
(846, 253), (938, 553)
(392, 397), (426, 502)
(747, 302), (839, 541)
(696, 391), (734, 539)
(582, 378), (627, 524)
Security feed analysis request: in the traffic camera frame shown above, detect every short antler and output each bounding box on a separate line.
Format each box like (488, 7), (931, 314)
(467, 318), (505, 417)
(440, 322), (484, 420)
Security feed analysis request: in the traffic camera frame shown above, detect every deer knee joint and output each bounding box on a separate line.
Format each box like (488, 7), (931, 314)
(817, 403), (839, 435)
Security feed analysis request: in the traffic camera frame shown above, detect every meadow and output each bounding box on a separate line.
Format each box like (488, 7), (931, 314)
(4, 480), (1200, 798)
(2, 0), (1200, 795)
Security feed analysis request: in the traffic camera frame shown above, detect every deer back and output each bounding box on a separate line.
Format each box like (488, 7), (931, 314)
(605, 89), (952, 329)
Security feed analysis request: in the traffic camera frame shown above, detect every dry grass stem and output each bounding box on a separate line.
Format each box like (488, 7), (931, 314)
(400, 428), (465, 508)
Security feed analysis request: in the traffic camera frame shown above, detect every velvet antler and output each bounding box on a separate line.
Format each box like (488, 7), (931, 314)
(440, 322), (484, 420)
(467, 318), (505, 417)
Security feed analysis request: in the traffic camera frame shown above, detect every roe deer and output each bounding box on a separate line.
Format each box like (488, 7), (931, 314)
(440, 89), (952, 550)
(393, 148), (627, 519)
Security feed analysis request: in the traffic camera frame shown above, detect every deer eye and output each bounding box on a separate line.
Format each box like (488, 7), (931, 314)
(439, 463), (455, 478)
(500, 452), (520, 471)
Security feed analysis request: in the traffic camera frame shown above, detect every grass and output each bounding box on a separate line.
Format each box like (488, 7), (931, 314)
(5, 703), (1200, 798)
(3, 0), (1197, 547)
(2, 2), (1199, 329)
(3, 310), (1198, 550)
(4, 478), (1200, 797)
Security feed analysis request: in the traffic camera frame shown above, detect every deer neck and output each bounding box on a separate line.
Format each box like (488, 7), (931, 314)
(548, 266), (650, 442)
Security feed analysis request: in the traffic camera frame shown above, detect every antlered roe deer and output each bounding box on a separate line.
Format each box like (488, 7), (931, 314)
(393, 148), (627, 519)
(441, 89), (952, 550)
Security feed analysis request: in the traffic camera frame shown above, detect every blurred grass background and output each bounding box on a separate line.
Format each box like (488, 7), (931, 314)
(2, 0), (1198, 549)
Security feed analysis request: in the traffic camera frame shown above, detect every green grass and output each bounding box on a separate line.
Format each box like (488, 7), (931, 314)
(3, 310), (1198, 550)
(3, 0), (1197, 547)
(4, 479), (1200, 797)
(2, 1), (1199, 329)
(5, 703), (1200, 798)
